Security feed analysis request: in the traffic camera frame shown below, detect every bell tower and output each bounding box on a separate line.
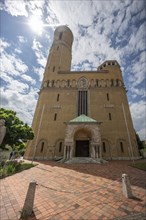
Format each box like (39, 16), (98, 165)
(43, 25), (73, 82)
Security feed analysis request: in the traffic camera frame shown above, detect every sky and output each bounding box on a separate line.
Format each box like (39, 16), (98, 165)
(0, 0), (146, 140)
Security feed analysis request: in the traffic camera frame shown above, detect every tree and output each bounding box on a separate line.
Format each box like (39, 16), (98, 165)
(135, 132), (144, 153)
(0, 108), (34, 151)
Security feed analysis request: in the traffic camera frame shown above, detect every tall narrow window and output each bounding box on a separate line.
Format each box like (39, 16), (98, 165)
(96, 79), (99, 87)
(40, 142), (44, 152)
(103, 142), (106, 152)
(106, 93), (109, 101)
(59, 142), (62, 152)
(67, 80), (70, 87)
(54, 113), (57, 121)
(53, 66), (55, 72)
(57, 94), (60, 102)
(59, 32), (63, 40)
(120, 142), (124, 152)
(78, 90), (88, 116)
(109, 113), (112, 120)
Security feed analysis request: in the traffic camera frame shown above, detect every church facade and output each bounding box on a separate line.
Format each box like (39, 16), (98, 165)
(25, 25), (140, 161)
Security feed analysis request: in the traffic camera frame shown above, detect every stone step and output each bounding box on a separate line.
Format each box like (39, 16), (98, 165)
(64, 157), (107, 164)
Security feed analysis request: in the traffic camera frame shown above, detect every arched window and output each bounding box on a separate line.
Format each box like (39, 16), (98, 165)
(53, 66), (55, 72)
(40, 142), (44, 152)
(59, 142), (62, 152)
(120, 142), (124, 152)
(103, 142), (106, 152)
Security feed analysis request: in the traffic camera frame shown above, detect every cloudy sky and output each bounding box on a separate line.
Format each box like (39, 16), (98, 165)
(0, 0), (146, 140)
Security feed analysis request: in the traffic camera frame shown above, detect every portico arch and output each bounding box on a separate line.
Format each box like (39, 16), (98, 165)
(64, 115), (102, 161)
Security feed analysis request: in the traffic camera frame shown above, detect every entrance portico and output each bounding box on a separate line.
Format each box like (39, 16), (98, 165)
(64, 115), (102, 161)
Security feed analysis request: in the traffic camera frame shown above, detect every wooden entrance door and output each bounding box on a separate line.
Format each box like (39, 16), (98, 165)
(75, 140), (89, 157)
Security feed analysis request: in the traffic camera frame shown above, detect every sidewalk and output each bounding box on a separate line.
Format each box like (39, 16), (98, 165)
(0, 160), (146, 220)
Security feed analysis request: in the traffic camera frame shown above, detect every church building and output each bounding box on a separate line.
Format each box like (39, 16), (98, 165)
(25, 25), (140, 162)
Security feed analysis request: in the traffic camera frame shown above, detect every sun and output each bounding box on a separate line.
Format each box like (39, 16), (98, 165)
(28, 16), (44, 35)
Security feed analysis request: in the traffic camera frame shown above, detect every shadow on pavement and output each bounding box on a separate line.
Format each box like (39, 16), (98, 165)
(31, 159), (146, 190)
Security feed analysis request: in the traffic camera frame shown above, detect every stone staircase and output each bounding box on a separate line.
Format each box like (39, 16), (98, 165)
(59, 157), (107, 164)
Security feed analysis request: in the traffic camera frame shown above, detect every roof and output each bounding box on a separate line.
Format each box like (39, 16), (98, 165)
(69, 114), (97, 123)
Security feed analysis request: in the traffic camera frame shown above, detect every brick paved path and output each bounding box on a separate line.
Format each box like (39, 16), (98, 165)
(0, 160), (146, 220)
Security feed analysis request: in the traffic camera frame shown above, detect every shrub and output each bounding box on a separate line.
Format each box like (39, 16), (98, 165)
(0, 160), (35, 178)
(6, 163), (16, 174)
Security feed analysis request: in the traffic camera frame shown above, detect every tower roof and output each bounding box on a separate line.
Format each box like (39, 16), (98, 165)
(55, 25), (72, 33)
(54, 25), (74, 47)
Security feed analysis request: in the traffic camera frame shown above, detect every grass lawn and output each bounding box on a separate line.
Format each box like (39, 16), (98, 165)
(130, 162), (146, 171)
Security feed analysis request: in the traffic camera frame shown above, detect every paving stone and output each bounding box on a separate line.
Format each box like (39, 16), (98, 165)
(0, 159), (145, 220)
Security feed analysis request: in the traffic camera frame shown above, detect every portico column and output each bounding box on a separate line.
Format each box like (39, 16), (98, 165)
(93, 144), (96, 159)
(67, 146), (70, 159)
(99, 143), (102, 159)
(70, 145), (73, 159)
(63, 145), (67, 159)
(90, 143), (95, 159)
(95, 146), (98, 158)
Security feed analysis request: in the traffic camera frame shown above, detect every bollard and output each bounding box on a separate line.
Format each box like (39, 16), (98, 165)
(21, 181), (37, 217)
(122, 174), (133, 198)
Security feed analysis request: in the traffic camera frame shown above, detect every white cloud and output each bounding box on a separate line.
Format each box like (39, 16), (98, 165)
(0, 38), (38, 126)
(126, 50), (145, 92)
(1, 52), (28, 77)
(130, 87), (146, 99)
(33, 67), (44, 82)
(26, 1), (45, 17)
(14, 48), (22, 54)
(32, 39), (47, 67)
(21, 74), (36, 85)
(17, 36), (27, 44)
(0, 0), (28, 17)
(8, 79), (29, 94)
(0, 38), (28, 79)
(0, 38), (10, 52)
(128, 22), (146, 53)
(130, 100), (146, 140)
(0, 0), (45, 17)
(32, 39), (42, 50)
(0, 86), (38, 126)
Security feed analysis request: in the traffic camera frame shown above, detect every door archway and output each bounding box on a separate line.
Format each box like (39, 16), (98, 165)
(74, 128), (91, 157)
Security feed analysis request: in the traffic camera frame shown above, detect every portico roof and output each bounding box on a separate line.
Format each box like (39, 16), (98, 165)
(69, 114), (97, 123)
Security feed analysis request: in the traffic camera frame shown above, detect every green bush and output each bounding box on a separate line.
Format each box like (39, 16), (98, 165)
(0, 160), (35, 178)
(6, 163), (16, 174)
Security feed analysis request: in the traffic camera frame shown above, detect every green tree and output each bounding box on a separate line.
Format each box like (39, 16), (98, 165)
(0, 108), (34, 151)
(135, 132), (144, 151)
